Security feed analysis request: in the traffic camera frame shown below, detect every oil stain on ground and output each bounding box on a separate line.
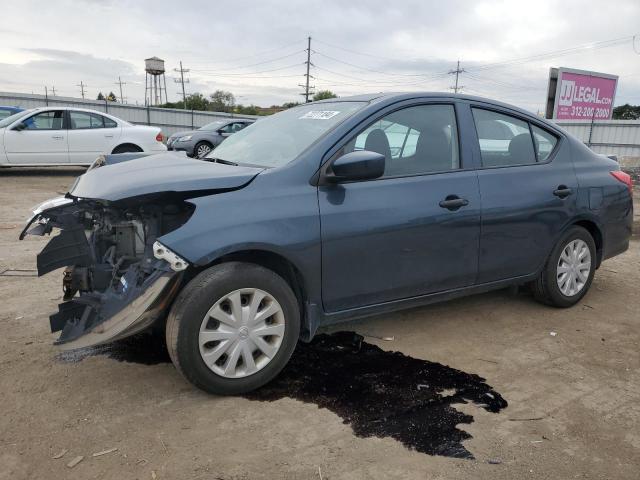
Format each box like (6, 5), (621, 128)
(246, 331), (507, 459)
(57, 330), (507, 458)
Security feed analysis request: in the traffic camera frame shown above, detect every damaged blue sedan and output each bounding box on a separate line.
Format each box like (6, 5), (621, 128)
(21, 93), (634, 394)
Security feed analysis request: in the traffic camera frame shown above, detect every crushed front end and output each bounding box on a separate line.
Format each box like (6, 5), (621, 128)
(20, 196), (194, 350)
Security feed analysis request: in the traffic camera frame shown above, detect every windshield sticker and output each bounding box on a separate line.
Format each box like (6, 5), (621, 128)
(299, 110), (341, 120)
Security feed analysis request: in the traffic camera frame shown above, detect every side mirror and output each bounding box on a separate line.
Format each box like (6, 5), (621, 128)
(326, 150), (385, 183)
(13, 122), (27, 131)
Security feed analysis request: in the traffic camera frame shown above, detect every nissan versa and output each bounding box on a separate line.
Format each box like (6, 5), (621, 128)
(21, 93), (633, 394)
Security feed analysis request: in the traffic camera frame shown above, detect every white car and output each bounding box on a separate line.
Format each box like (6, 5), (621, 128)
(0, 107), (167, 166)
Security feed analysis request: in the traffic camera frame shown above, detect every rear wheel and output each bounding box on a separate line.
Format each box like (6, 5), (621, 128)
(166, 262), (300, 394)
(112, 144), (143, 154)
(532, 226), (596, 307)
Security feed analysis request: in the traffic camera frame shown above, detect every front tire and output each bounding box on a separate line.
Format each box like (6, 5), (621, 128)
(194, 141), (213, 159)
(532, 226), (596, 307)
(166, 262), (300, 395)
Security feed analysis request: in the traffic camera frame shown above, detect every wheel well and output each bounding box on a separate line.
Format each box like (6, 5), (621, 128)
(573, 220), (603, 268)
(112, 143), (143, 154)
(195, 140), (213, 146)
(206, 250), (309, 334)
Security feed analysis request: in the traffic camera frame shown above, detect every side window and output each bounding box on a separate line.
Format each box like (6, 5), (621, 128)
(219, 123), (233, 134)
(344, 104), (460, 177)
(23, 110), (64, 130)
(69, 111), (105, 129)
(472, 108), (536, 167)
(531, 125), (558, 162)
(231, 122), (247, 132)
(103, 116), (117, 128)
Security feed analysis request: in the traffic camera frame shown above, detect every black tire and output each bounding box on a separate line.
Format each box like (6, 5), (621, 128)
(532, 226), (596, 308)
(166, 262), (300, 395)
(193, 141), (213, 159)
(112, 144), (143, 154)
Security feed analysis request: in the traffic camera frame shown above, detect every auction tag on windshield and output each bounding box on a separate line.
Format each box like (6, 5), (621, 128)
(299, 110), (340, 120)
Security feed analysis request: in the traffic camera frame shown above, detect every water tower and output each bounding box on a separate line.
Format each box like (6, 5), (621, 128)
(145, 56), (168, 106)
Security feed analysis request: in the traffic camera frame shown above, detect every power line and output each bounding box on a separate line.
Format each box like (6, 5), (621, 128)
(76, 81), (86, 99)
(174, 61), (190, 109)
(448, 60), (464, 93)
(191, 63), (303, 76)
(299, 36), (315, 102)
(115, 76), (127, 103)
(313, 50), (442, 78)
(185, 40), (305, 66)
(190, 50), (306, 73)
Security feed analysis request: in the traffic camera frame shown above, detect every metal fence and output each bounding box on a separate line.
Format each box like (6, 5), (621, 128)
(554, 119), (640, 159)
(0, 91), (257, 138)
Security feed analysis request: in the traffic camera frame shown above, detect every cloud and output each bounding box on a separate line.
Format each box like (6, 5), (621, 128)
(0, 0), (639, 109)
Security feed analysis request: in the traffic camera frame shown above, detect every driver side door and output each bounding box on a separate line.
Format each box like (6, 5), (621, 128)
(4, 110), (69, 164)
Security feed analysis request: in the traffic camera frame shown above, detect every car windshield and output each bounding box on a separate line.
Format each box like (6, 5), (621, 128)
(207, 101), (365, 167)
(0, 109), (33, 129)
(199, 120), (227, 131)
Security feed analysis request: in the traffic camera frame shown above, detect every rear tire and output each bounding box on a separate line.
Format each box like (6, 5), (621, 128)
(532, 226), (596, 307)
(166, 262), (300, 395)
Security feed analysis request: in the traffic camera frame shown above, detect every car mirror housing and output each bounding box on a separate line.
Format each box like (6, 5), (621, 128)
(13, 122), (27, 131)
(325, 150), (385, 183)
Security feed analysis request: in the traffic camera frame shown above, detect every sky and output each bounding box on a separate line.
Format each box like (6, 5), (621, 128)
(1, 0), (640, 113)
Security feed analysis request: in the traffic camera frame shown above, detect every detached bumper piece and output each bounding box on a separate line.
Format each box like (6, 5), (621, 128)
(50, 269), (182, 350)
(20, 196), (193, 350)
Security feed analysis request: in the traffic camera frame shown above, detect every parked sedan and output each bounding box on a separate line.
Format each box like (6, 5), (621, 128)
(0, 106), (23, 121)
(0, 107), (166, 166)
(21, 93), (633, 395)
(167, 119), (254, 158)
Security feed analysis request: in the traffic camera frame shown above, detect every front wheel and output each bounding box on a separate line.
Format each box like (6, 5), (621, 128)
(194, 141), (213, 159)
(166, 262), (300, 395)
(532, 226), (596, 307)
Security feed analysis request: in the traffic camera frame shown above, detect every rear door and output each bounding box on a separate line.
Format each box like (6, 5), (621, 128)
(318, 102), (481, 312)
(67, 111), (120, 164)
(469, 105), (578, 283)
(4, 110), (68, 164)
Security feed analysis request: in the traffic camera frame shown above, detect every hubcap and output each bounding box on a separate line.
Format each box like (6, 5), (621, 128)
(556, 239), (591, 297)
(196, 144), (212, 158)
(198, 288), (285, 379)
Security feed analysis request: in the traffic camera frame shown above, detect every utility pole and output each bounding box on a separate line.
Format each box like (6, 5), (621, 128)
(51, 86), (57, 96)
(44, 86), (49, 106)
(174, 61), (190, 109)
(77, 81), (86, 99)
(448, 60), (464, 94)
(299, 36), (315, 102)
(115, 76), (127, 104)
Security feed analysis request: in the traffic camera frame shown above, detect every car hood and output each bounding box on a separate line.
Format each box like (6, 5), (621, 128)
(69, 152), (264, 202)
(169, 130), (198, 138)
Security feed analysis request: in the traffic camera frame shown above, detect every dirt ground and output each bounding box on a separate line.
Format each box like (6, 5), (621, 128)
(1, 168), (639, 480)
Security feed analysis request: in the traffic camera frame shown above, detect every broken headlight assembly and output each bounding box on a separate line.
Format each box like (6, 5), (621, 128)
(20, 197), (194, 350)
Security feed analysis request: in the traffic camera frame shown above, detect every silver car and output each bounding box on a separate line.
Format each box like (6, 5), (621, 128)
(167, 119), (254, 158)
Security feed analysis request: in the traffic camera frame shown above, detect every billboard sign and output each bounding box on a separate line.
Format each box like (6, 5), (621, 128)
(545, 67), (618, 120)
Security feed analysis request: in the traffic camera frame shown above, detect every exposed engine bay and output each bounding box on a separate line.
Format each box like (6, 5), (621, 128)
(21, 197), (194, 349)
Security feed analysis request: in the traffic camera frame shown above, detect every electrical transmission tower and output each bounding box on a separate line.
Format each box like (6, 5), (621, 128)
(77, 81), (86, 99)
(115, 76), (127, 104)
(448, 60), (464, 94)
(174, 61), (190, 109)
(299, 36), (315, 102)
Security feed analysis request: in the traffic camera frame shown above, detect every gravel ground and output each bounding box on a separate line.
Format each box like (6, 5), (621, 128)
(1, 167), (639, 480)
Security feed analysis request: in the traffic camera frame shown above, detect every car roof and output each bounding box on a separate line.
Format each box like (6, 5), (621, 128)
(315, 91), (552, 128)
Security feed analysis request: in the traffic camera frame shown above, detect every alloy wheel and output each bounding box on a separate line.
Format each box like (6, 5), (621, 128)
(196, 144), (212, 158)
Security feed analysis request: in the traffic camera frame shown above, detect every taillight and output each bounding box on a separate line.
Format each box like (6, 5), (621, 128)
(156, 132), (164, 142)
(610, 170), (633, 194)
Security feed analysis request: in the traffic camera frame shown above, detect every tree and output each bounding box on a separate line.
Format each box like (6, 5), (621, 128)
(312, 90), (338, 101)
(613, 104), (640, 120)
(106, 91), (117, 102)
(209, 90), (235, 113)
(96, 92), (105, 100)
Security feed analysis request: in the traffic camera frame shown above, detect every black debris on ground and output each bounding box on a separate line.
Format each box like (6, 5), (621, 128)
(246, 331), (508, 459)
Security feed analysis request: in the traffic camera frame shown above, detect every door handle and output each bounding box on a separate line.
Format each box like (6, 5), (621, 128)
(104, 134), (114, 138)
(553, 185), (573, 198)
(439, 195), (469, 211)
(51, 135), (64, 140)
